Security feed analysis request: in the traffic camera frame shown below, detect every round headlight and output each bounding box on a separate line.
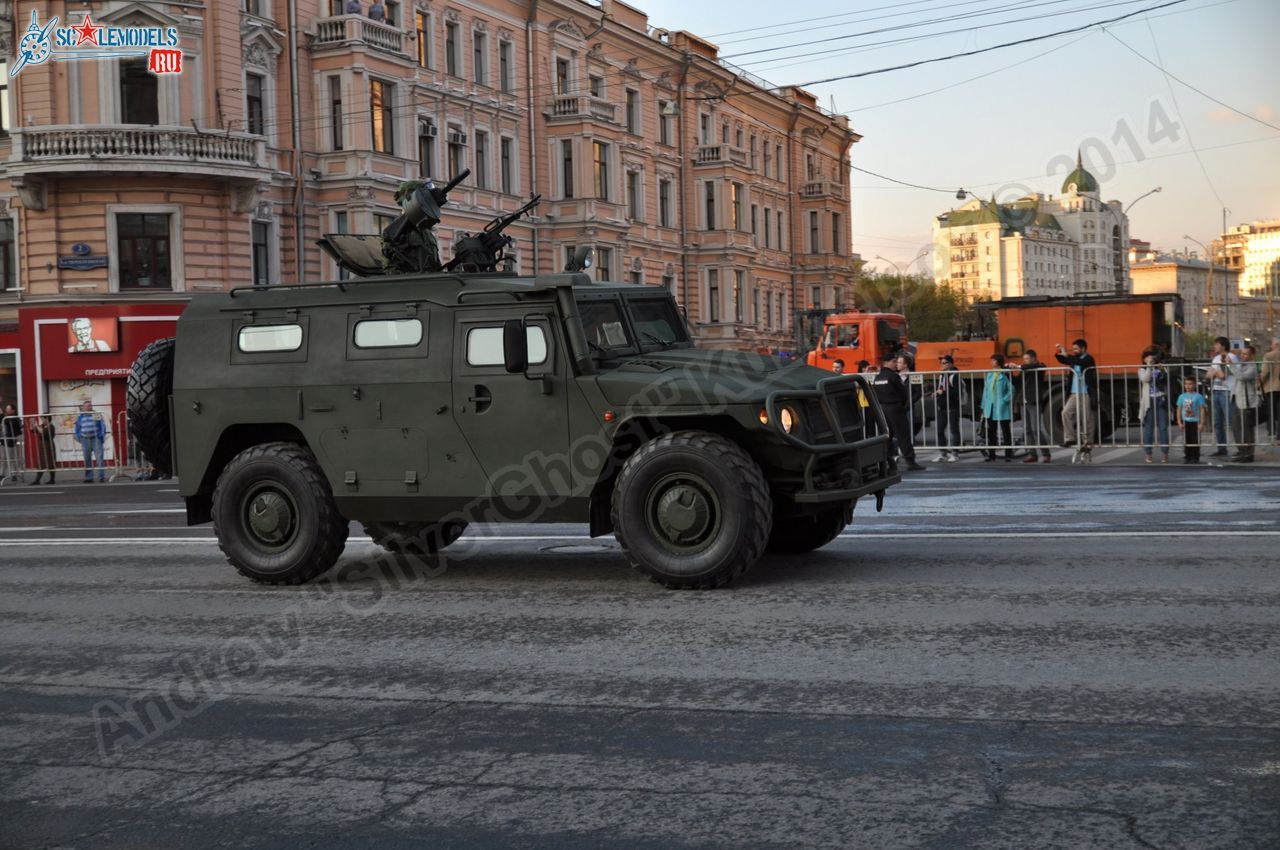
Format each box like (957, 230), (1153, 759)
(779, 407), (796, 434)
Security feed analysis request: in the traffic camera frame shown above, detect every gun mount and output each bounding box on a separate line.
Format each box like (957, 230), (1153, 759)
(314, 170), (538, 279)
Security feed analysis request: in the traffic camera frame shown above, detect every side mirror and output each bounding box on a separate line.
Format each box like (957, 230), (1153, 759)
(502, 318), (528, 374)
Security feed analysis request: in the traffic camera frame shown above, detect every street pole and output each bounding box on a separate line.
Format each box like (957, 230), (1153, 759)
(875, 255), (904, 314)
(1184, 234), (1216, 339)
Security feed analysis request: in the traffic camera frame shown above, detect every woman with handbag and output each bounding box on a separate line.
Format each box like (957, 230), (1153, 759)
(29, 416), (57, 484)
(981, 355), (1014, 461)
(1138, 351), (1170, 463)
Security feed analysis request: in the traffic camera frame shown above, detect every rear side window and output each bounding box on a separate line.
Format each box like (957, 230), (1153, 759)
(238, 324), (303, 353)
(466, 326), (548, 366)
(354, 318), (424, 349)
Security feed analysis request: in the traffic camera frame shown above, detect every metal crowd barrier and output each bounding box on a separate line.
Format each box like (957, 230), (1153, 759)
(884, 361), (1270, 462)
(0, 411), (139, 485)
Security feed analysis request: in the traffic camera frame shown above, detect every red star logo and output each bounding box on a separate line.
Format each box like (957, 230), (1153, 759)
(70, 14), (102, 47)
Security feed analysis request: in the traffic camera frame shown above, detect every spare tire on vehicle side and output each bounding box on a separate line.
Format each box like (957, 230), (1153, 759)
(127, 336), (176, 476)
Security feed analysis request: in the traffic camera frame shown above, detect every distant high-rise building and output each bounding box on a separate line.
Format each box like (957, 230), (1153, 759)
(1213, 219), (1280, 300)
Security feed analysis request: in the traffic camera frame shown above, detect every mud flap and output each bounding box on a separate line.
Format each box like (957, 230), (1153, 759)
(874, 489), (886, 512)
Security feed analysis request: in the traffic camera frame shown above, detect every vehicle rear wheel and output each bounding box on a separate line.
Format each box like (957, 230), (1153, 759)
(126, 337), (176, 476)
(213, 442), (348, 584)
(362, 520), (468, 557)
(612, 430), (771, 589)
(766, 508), (848, 555)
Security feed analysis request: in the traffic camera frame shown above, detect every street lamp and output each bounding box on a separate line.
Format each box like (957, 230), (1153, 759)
(875, 250), (928, 315)
(1123, 186), (1162, 215)
(1184, 234), (1227, 339)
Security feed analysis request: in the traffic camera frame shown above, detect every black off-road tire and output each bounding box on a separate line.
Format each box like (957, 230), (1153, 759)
(213, 442), (348, 585)
(126, 337), (176, 476)
(362, 520), (468, 557)
(611, 430), (772, 590)
(766, 508), (848, 555)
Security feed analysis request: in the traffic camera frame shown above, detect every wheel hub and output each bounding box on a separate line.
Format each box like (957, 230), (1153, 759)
(244, 487), (297, 549)
(648, 475), (718, 551)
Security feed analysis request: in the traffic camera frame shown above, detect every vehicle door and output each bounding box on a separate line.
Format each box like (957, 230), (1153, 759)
(451, 307), (572, 504)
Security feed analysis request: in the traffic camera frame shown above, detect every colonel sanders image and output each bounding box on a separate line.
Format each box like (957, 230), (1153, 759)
(68, 318), (113, 353)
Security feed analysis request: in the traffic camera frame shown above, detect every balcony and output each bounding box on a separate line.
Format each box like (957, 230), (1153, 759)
(546, 95), (618, 125)
(7, 125), (271, 210)
(800, 180), (848, 202)
(694, 145), (748, 167)
(312, 14), (407, 57)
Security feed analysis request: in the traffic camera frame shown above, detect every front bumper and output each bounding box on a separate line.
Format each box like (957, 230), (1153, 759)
(764, 374), (901, 504)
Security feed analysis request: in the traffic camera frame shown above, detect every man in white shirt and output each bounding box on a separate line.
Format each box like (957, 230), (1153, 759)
(1206, 336), (1238, 457)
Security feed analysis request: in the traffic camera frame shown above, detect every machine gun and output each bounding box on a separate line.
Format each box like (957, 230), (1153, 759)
(314, 169), (471, 278)
(444, 194), (542, 273)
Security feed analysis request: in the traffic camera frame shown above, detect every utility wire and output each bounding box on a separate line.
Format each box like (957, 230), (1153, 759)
(1103, 28), (1280, 133)
(719, 0), (1010, 47)
(850, 165), (955, 193)
(783, 0), (1190, 90)
(706, 0), (989, 40)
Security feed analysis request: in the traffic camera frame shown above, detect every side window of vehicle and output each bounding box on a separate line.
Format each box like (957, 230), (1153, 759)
(346, 312), (430, 361)
(354, 318), (424, 348)
(231, 317), (310, 364)
(466, 325), (548, 367)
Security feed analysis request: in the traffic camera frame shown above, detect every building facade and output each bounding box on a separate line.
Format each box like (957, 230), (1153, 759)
(932, 154), (1129, 301)
(0, 0), (861, 420)
(1213, 218), (1280, 300)
(1129, 252), (1271, 342)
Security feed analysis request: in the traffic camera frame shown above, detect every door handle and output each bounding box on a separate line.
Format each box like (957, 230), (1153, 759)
(468, 384), (492, 413)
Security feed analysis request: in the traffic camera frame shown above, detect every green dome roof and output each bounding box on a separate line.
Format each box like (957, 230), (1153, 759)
(1061, 150), (1099, 194)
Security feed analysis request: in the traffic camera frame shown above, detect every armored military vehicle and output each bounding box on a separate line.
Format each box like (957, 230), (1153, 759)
(127, 172), (900, 589)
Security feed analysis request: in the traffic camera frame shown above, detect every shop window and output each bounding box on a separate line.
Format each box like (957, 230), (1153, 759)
(117, 213), (171, 290)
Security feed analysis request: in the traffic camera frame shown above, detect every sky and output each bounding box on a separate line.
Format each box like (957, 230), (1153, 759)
(632, 0), (1280, 274)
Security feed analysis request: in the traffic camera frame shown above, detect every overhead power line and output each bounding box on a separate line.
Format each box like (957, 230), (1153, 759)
(783, 0), (1191, 90)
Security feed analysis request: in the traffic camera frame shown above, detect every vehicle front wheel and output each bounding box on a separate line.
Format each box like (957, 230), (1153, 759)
(612, 431), (772, 589)
(362, 520), (468, 557)
(213, 442), (348, 584)
(766, 508), (848, 555)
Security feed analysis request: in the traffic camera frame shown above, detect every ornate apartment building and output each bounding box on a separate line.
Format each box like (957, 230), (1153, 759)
(0, 0), (860, 417)
(932, 155), (1130, 302)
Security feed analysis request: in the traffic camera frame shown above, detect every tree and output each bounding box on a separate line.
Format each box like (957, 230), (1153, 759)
(855, 273), (974, 342)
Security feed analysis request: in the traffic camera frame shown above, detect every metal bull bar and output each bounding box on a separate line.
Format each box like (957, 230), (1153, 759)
(895, 362), (1267, 461)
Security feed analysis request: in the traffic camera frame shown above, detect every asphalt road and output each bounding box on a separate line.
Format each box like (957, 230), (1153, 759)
(1, 464), (1278, 849)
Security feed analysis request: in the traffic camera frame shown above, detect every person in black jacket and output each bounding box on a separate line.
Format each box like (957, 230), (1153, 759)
(932, 354), (962, 462)
(1019, 349), (1052, 463)
(873, 352), (925, 471)
(1054, 338), (1097, 462)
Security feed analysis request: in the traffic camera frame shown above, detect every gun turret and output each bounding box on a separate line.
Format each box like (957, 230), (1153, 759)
(445, 194), (542, 273)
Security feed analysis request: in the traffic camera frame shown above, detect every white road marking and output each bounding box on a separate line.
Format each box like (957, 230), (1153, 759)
(103, 509), (187, 514)
(0, 527), (52, 533)
(3, 531), (1280, 548)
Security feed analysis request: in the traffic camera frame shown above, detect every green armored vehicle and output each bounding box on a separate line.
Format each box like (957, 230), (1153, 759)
(127, 172), (900, 589)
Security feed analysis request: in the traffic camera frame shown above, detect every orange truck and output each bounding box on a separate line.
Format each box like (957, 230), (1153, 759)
(800, 293), (1186, 438)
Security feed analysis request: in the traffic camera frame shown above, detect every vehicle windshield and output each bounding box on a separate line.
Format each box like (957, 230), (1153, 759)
(628, 297), (690, 349)
(578, 299), (634, 353)
(823, 324), (859, 348)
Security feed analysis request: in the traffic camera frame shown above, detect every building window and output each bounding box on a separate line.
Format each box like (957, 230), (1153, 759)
(416, 11), (431, 68)
(775, 144), (783, 179)
(751, 204), (758, 237)
(593, 140), (610, 200)
(707, 269), (720, 322)
(120, 58), (158, 125)
(500, 137), (514, 194)
(764, 207), (772, 248)
(658, 102), (672, 145)
(753, 288), (760, 325)
(831, 212), (842, 254)
(809, 211), (819, 254)
(626, 170), (641, 220)
(721, 122), (729, 144)
(731, 183), (743, 230)
(561, 139), (574, 198)
(243, 0), (265, 15)
(0, 219), (15, 291)
(447, 126), (465, 176)
(418, 118), (435, 177)
(661, 274), (674, 290)
(629, 271), (643, 286)
(472, 31), (488, 85)
(625, 89), (639, 134)
(328, 76), (343, 150)
(589, 74), (604, 98)
(334, 211), (350, 281)
(658, 179), (672, 228)
(245, 73), (264, 135)
(704, 182), (716, 231)
(750, 135), (757, 170)
(763, 143), (771, 176)
(251, 221), (270, 286)
(0, 65), (9, 135)
(811, 285), (821, 308)
(445, 22), (459, 76)
(733, 271), (745, 322)
(806, 152), (815, 181)
(777, 211), (785, 250)
(700, 114), (711, 145)
(765, 290), (772, 329)
(556, 58), (571, 94)
(474, 130), (489, 188)
(498, 41), (514, 92)
(596, 246), (613, 282)
(370, 79), (394, 154)
(117, 213), (171, 290)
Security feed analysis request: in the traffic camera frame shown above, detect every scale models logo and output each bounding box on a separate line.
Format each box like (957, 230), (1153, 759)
(10, 10), (183, 77)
